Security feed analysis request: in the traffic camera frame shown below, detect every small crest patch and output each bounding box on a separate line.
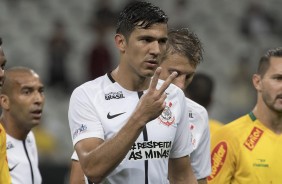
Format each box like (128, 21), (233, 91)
(158, 102), (175, 127)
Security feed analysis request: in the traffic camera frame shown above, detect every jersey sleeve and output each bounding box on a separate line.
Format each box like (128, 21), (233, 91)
(190, 109), (211, 179)
(68, 86), (105, 147)
(207, 126), (237, 184)
(169, 90), (193, 158)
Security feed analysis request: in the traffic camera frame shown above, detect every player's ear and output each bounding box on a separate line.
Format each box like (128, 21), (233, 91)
(115, 34), (126, 52)
(0, 94), (10, 110)
(252, 74), (262, 92)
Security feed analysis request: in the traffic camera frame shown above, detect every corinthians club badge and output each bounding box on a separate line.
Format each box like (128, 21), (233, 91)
(158, 102), (175, 126)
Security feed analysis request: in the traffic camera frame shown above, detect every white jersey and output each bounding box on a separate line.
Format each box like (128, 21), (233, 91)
(69, 73), (193, 184)
(186, 98), (211, 179)
(6, 131), (42, 184)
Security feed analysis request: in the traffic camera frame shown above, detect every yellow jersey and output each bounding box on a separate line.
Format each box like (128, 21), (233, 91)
(209, 119), (223, 138)
(0, 123), (11, 184)
(208, 112), (282, 184)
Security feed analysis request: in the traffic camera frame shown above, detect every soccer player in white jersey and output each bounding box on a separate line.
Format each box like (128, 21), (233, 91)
(0, 67), (44, 184)
(159, 28), (211, 184)
(68, 1), (196, 184)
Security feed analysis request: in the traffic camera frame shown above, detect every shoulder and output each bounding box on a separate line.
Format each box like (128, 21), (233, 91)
(71, 74), (113, 100)
(224, 114), (252, 132)
(210, 119), (224, 127)
(209, 119), (224, 136)
(186, 98), (208, 116)
(212, 114), (253, 143)
(186, 98), (209, 126)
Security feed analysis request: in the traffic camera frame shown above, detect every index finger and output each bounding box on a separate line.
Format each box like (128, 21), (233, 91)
(158, 71), (178, 94)
(148, 67), (162, 91)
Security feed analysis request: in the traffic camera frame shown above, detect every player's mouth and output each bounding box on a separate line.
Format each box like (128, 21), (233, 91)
(30, 109), (43, 119)
(145, 60), (158, 68)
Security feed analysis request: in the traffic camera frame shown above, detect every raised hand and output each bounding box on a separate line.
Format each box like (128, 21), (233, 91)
(134, 67), (178, 123)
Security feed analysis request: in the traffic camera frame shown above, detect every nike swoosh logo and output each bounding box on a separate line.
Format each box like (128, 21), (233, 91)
(9, 163), (19, 172)
(107, 112), (126, 119)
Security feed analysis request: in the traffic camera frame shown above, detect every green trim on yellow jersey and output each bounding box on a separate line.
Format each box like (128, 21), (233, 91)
(248, 112), (256, 121)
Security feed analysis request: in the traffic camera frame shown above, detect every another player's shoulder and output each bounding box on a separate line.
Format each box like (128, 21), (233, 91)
(209, 119), (223, 128)
(211, 113), (260, 162)
(209, 119), (223, 136)
(226, 114), (253, 129)
(186, 98), (208, 115)
(215, 114), (253, 138)
(186, 98), (209, 126)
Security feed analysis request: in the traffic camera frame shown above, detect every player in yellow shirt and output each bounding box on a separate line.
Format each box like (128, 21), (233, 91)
(208, 47), (282, 184)
(208, 119), (223, 137)
(0, 124), (11, 184)
(0, 37), (11, 184)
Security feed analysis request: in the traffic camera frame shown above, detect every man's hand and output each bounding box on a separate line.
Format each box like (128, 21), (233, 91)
(134, 67), (178, 123)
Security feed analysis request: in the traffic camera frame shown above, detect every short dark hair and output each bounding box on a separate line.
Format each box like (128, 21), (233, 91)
(186, 73), (214, 108)
(1, 66), (36, 95)
(258, 47), (282, 77)
(116, 1), (168, 39)
(0, 37), (2, 46)
(162, 28), (203, 68)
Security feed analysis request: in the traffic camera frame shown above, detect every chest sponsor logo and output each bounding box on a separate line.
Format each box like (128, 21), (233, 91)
(128, 141), (172, 160)
(105, 91), (125, 100)
(208, 141), (228, 181)
(158, 102), (175, 127)
(73, 124), (87, 139)
(244, 127), (263, 151)
(107, 112), (126, 119)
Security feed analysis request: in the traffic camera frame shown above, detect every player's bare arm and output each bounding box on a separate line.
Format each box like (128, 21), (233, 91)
(168, 156), (198, 184)
(69, 160), (86, 184)
(75, 67), (177, 183)
(197, 178), (207, 184)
